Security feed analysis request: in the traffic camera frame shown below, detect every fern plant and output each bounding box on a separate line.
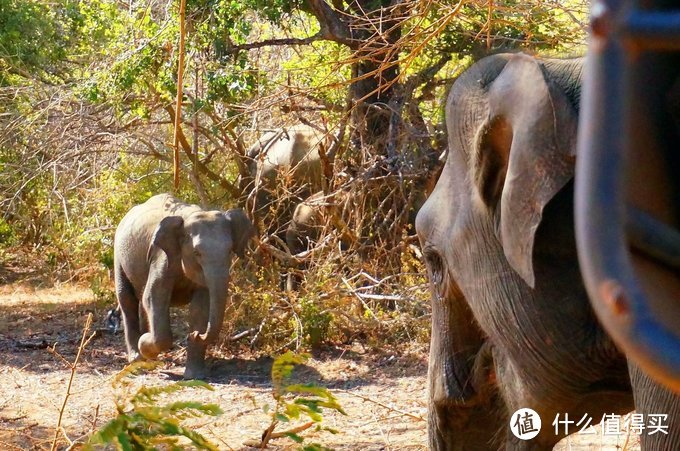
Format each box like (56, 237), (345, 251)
(85, 361), (222, 450)
(257, 352), (346, 448)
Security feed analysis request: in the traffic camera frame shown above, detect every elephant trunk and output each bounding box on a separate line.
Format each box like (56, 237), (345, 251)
(195, 268), (229, 345)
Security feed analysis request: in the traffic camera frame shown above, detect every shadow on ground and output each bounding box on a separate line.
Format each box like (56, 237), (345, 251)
(0, 283), (427, 387)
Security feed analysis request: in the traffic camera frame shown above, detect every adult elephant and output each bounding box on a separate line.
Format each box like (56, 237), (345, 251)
(415, 53), (680, 449)
(114, 193), (255, 379)
(240, 124), (335, 237)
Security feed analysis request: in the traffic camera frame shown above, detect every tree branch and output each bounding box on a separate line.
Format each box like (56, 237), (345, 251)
(164, 105), (241, 199)
(306, 0), (356, 47)
(228, 33), (323, 52)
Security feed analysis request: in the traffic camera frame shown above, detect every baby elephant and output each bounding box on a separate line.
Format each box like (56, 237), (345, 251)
(113, 193), (255, 379)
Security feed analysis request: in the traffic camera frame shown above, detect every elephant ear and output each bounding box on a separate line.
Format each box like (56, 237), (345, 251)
(147, 216), (184, 263)
(472, 54), (578, 287)
(224, 209), (256, 258)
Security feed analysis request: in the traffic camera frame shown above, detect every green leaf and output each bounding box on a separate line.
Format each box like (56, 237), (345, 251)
(284, 383), (328, 397)
(271, 351), (310, 395)
(284, 402), (301, 419)
(85, 416), (127, 447)
(113, 361), (162, 387)
(116, 431), (133, 450)
(275, 413), (290, 423)
(176, 379), (215, 390)
(297, 405), (323, 422)
(132, 380), (215, 406)
(302, 444), (334, 451)
(164, 401), (223, 417)
(284, 432), (304, 443)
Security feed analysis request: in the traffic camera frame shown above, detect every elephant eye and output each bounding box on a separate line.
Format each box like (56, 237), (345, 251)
(425, 249), (452, 304)
(424, 248), (446, 288)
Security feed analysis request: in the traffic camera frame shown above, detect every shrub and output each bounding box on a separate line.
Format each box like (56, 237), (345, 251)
(86, 361), (223, 450)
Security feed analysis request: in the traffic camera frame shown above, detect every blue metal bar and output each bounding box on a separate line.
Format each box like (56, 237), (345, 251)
(576, 0), (680, 392)
(627, 208), (680, 271)
(626, 11), (680, 49)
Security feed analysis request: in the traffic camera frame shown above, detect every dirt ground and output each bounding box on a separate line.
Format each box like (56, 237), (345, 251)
(0, 282), (641, 450)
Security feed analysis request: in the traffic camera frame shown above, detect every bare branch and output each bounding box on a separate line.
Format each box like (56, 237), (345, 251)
(306, 0), (356, 47)
(228, 33), (323, 52)
(164, 105), (241, 198)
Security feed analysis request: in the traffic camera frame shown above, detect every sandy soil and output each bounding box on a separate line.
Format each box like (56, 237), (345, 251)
(0, 283), (641, 450)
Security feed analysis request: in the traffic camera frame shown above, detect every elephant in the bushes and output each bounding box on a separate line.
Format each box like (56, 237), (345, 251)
(416, 53), (680, 449)
(286, 191), (326, 257)
(284, 191), (338, 290)
(240, 124), (335, 236)
(113, 193), (255, 379)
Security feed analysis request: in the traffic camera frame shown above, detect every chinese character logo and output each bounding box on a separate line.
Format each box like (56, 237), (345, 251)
(510, 408), (542, 440)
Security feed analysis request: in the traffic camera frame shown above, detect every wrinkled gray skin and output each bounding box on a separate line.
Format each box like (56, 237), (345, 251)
(114, 194), (255, 379)
(285, 191), (328, 290)
(416, 53), (680, 449)
(286, 191), (326, 254)
(240, 125), (333, 236)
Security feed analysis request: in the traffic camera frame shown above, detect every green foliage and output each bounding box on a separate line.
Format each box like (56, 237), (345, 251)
(280, 38), (351, 107)
(86, 361), (223, 450)
(80, 0), (313, 116)
(261, 352), (345, 447)
(0, 217), (16, 246)
(299, 295), (332, 350)
(302, 445), (334, 451)
(90, 271), (115, 307)
(205, 53), (259, 103)
(0, 0), (68, 84)
(78, 8), (177, 113)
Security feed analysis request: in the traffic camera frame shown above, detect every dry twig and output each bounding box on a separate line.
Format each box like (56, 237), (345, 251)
(49, 313), (96, 451)
(336, 389), (425, 422)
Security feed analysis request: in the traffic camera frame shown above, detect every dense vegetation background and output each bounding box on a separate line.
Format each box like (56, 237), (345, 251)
(0, 0), (588, 352)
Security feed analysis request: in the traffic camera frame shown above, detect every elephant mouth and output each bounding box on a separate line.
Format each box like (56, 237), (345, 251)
(428, 337), (495, 425)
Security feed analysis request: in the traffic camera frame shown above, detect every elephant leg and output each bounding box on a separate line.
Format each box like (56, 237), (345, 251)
(629, 364), (680, 449)
(285, 269), (303, 292)
(184, 288), (210, 380)
(139, 306), (149, 335)
(115, 265), (142, 362)
(138, 260), (174, 359)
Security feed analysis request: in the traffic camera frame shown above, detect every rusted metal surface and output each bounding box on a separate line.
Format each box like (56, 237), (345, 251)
(576, 0), (680, 392)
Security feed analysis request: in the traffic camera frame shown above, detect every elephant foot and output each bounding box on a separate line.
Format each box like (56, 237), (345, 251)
(185, 334), (208, 380)
(138, 332), (171, 360)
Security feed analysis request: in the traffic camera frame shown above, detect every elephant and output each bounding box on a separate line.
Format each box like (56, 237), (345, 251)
(113, 193), (255, 379)
(286, 191), (327, 257)
(284, 164), (440, 291)
(284, 191), (340, 291)
(415, 53), (680, 450)
(239, 124), (335, 237)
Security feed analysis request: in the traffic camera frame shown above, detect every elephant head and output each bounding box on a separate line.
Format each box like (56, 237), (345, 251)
(147, 208), (255, 347)
(415, 54), (617, 449)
